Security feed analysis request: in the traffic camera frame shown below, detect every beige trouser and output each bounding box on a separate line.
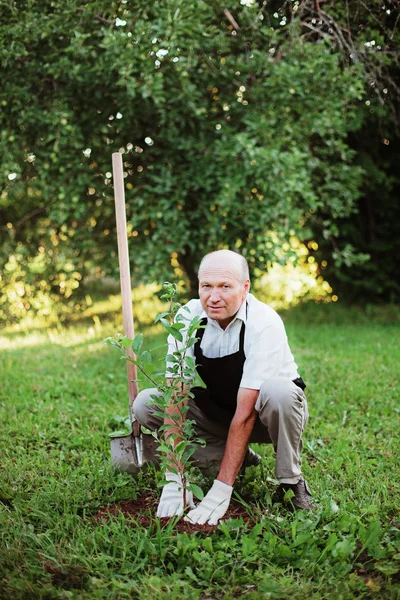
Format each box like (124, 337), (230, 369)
(134, 377), (308, 483)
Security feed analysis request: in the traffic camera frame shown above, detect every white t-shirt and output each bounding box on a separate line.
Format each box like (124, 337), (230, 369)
(166, 293), (300, 390)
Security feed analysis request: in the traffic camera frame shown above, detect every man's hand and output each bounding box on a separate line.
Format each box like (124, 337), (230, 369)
(184, 480), (233, 526)
(157, 472), (195, 518)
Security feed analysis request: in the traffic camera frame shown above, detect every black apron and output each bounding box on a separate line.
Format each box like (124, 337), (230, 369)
(192, 318), (246, 420)
(192, 316), (306, 422)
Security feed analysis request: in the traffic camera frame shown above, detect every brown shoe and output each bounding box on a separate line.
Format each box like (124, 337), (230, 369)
(243, 448), (261, 469)
(275, 477), (314, 510)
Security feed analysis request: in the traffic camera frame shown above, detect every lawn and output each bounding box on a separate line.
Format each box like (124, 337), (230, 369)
(0, 303), (399, 599)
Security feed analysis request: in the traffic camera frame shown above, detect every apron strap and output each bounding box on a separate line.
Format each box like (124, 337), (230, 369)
(194, 317), (208, 353)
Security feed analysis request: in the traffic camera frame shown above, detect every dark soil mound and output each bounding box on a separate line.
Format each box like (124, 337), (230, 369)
(91, 494), (256, 533)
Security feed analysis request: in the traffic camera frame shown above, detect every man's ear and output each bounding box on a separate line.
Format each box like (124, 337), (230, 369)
(244, 279), (250, 293)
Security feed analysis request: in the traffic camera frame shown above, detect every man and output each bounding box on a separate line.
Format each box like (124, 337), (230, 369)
(134, 249), (313, 525)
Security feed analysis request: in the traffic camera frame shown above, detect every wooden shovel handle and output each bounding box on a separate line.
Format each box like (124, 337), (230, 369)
(112, 152), (139, 413)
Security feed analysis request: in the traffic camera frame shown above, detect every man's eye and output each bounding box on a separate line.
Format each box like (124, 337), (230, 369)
(223, 285), (230, 289)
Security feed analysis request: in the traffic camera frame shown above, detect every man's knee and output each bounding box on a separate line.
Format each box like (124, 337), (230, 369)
(133, 388), (159, 427)
(256, 378), (304, 415)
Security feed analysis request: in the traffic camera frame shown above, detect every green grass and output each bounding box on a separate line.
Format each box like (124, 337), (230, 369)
(1, 304), (399, 599)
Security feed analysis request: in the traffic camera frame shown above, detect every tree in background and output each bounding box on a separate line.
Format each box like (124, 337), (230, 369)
(294, 0), (400, 303)
(0, 0), (398, 323)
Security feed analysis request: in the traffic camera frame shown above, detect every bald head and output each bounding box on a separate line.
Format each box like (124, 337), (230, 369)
(197, 250), (250, 328)
(198, 250), (249, 283)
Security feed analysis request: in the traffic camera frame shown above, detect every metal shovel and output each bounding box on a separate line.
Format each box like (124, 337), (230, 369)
(110, 152), (154, 474)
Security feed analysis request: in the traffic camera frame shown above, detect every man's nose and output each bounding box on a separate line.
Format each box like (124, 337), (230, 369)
(209, 288), (221, 302)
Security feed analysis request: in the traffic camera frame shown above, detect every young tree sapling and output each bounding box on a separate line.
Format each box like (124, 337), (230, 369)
(104, 282), (205, 508)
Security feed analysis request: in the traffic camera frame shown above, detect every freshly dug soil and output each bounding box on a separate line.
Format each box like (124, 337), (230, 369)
(90, 494), (256, 534)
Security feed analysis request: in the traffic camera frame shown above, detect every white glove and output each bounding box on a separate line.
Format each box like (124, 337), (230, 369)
(184, 479), (233, 526)
(156, 472), (195, 518)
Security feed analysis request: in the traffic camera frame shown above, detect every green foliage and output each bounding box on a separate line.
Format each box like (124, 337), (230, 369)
(294, 0), (400, 303)
(104, 282), (205, 506)
(3, 0), (394, 322)
(314, 130), (400, 303)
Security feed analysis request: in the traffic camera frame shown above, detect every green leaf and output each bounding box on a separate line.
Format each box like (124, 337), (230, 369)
(163, 325), (183, 342)
(183, 368), (195, 379)
(141, 350), (152, 364)
(154, 311), (169, 323)
(189, 484), (204, 501)
(185, 356), (196, 369)
(182, 446), (196, 462)
(293, 534), (312, 547)
(103, 338), (122, 350)
(184, 567), (199, 583)
(109, 430), (130, 437)
(149, 394), (162, 403)
(121, 336), (133, 348)
(187, 320), (204, 335)
(174, 440), (189, 456)
(375, 563), (400, 576)
(154, 410), (169, 420)
(132, 334), (143, 354)
(362, 520), (381, 550)
(195, 436), (206, 448)
(276, 544), (293, 558)
(142, 363), (155, 375)
(332, 538), (356, 560)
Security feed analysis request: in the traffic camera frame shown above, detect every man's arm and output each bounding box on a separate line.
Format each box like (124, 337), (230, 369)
(216, 387), (259, 485)
(184, 387), (259, 526)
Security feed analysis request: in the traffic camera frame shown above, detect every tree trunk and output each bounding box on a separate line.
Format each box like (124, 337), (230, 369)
(177, 247), (199, 300)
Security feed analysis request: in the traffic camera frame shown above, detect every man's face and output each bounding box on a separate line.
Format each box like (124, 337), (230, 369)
(198, 257), (250, 329)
